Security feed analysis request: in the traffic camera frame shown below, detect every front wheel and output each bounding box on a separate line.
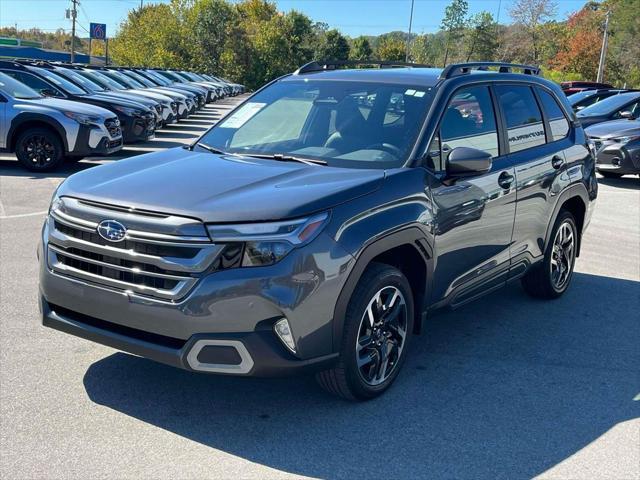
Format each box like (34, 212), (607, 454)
(522, 210), (578, 299)
(15, 128), (64, 172)
(316, 263), (414, 400)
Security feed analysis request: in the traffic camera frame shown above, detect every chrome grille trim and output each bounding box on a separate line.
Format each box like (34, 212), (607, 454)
(47, 200), (223, 301)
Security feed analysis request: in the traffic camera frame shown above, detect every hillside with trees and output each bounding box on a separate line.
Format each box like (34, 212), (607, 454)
(1, 0), (638, 89)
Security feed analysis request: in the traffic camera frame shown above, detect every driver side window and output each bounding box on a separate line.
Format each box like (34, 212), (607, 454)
(427, 86), (499, 172)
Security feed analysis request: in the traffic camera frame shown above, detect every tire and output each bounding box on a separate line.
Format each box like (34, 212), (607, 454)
(522, 210), (578, 299)
(316, 263), (414, 401)
(14, 127), (64, 172)
(598, 170), (623, 179)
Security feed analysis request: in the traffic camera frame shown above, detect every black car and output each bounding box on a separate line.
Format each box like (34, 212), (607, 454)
(568, 89), (630, 112)
(577, 91), (640, 127)
(40, 61), (597, 400)
(0, 60), (156, 143)
(586, 118), (640, 178)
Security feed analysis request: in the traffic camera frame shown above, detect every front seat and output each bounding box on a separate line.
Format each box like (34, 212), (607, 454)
(324, 97), (369, 153)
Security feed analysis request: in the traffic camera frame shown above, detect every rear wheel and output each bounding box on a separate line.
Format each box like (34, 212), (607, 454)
(522, 210), (578, 299)
(316, 263), (414, 400)
(15, 128), (64, 172)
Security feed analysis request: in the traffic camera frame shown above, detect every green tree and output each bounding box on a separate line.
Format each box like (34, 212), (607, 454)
(441, 0), (468, 65)
(315, 29), (350, 60)
(465, 11), (498, 61)
(351, 36), (373, 61)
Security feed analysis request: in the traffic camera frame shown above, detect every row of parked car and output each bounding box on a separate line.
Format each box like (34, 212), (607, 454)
(564, 86), (640, 178)
(0, 60), (245, 171)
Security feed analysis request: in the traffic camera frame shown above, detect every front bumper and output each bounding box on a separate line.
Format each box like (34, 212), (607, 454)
(594, 140), (640, 174)
(121, 114), (156, 143)
(41, 299), (338, 376)
(71, 122), (123, 156)
(39, 216), (354, 376)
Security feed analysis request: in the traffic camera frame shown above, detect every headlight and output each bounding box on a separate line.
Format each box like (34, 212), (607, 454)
(207, 212), (329, 267)
(613, 135), (640, 145)
(63, 111), (102, 126)
(113, 105), (143, 116)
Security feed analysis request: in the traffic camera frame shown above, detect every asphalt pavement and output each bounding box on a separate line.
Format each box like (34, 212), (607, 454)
(0, 96), (638, 479)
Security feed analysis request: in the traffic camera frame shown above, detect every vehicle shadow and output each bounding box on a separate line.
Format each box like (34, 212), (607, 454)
(0, 158), (98, 179)
(597, 175), (640, 190)
(83, 272), (639, 479)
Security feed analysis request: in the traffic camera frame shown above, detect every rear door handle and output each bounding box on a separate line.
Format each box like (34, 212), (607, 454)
(551, 155), (564, 169)
(498, 171), (514, 189)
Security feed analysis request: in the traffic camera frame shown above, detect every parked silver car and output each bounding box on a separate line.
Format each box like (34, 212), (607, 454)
(0, 71), (122, 171)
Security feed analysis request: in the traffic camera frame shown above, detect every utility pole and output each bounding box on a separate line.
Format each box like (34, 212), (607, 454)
(597, 10), (610, 83)
(70, 0), (78, 63)
(405, 0), (415, 62)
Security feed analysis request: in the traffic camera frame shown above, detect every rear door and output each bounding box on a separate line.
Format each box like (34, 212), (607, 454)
(494, 84), (573, 277)
(428, 85), (517, 306)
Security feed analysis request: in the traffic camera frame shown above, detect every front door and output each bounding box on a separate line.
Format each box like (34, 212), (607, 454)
(427, 85), (517, 307)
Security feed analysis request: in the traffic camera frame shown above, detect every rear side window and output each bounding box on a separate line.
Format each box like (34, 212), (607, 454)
(537, 89), (570, 141)
(428, 85), (499, 171)
(495, 85), (545, 153)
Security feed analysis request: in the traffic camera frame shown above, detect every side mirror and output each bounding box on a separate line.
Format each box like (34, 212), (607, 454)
(41, 88), (59, 97)
(619, 110), (634, 119)
(446, 147), (492, 178)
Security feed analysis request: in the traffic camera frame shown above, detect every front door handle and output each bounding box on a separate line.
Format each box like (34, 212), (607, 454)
(551, 155), (564, 169)
(498, 171), (514, 189)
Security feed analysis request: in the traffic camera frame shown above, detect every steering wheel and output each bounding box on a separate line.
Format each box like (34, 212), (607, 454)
(366, 143), (403, 158)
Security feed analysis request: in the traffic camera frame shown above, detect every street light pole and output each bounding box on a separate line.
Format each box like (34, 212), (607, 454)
(70, 0), (78, 63)
(405, 0), (415, 62)
(597, 10), (610, 83)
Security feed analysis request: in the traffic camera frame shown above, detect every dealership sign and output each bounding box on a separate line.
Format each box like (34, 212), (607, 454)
(89, 23), (106, 40)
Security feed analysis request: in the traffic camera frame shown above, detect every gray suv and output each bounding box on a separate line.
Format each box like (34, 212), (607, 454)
(39, 62), (597, 400)
(0, 71), (122, 171)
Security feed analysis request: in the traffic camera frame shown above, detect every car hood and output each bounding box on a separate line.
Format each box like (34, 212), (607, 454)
(585, 119), (640, 139)
(85, 93), (152, 110)
(26, 97), (114, 117)
(57, 148), (385, 223)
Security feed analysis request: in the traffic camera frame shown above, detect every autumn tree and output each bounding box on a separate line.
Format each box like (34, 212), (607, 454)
(509, 0), (557, 63)
(376, 36), (406, 61)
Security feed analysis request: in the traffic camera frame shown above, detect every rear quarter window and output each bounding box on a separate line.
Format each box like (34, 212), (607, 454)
(537, 88), (570, 141)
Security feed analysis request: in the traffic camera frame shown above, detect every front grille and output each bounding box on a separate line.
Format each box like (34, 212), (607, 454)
(170, 102), (178, 114)
(155, 104), (162, 115)
(47, 198), (224, 301)
(105, 117), (122, 138)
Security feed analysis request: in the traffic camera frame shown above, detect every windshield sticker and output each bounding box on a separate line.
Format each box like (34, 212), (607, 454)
(223, 102), (266, 128)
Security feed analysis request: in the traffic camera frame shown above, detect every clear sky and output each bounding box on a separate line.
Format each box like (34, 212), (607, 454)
(0, 0), (588, 38)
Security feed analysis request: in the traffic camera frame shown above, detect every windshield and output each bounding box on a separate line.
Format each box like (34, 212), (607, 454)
(82, 70), (124, 90)
(568, 90), (598, 105)
(159, 71), (185, 83)
(55, 68), (106, 93)
(30, 67), (87, 95)
(101, 70), (136, 89)
(199, 80), (433, 169)
(136, 70), (165, 85)
(121, 70), (154, 87)
(0, 71), (42, 99)
(578, 93), (640, 116)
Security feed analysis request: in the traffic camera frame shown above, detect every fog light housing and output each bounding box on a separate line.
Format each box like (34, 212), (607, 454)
(274, 318), (296, 354)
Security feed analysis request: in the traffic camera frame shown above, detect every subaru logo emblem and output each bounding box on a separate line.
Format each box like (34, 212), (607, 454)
(97, 219), (127, 242)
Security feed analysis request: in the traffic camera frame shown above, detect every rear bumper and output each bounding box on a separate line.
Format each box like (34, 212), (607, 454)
(41, 298), (338, 377)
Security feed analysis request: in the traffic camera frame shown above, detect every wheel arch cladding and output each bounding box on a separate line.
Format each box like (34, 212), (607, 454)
(332, 227), (432, 350)
(8, 115), (69, 153)
(545, 184), (588, 258)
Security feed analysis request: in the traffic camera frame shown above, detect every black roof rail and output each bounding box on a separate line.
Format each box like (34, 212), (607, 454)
(439, 62), (540, 79)
(294, 60), (433, 75)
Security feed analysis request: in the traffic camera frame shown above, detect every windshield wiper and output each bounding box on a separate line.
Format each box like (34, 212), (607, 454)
(242, 153), (327, 166)
(193, 142), (228, 155)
